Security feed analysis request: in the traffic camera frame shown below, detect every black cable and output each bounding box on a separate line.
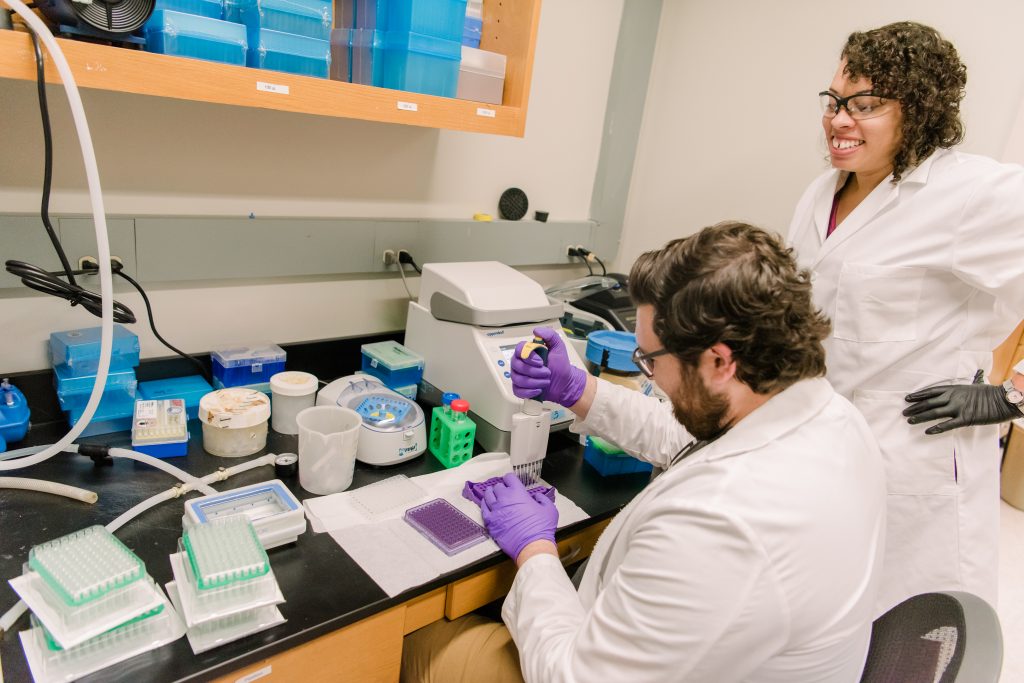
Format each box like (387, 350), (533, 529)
(573, 252), (593, 275)
(593, 255), (607, 276)
(109, 267), (211, 383)
(29, 30), (77, 287)
(398, 250), (422, 274)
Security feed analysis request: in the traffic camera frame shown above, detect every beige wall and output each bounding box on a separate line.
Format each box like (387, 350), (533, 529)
(615, 0), (1024, 270)
(0, 1), (624, 372)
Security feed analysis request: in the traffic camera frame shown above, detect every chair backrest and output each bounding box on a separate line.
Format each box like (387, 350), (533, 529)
(859, 591), (1003, 683)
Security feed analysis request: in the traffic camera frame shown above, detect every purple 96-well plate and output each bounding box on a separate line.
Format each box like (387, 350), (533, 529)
(462, 477), (557, 508)
(404, 498), (488, 556)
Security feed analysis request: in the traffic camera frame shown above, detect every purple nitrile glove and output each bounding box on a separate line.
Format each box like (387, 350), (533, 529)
(480, 472), (558, 561)
(510, 327), (588, 407)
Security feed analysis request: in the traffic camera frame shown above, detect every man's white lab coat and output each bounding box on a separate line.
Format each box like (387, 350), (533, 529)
(502, 378), (886, 682)
(788, 148), (1024, 613)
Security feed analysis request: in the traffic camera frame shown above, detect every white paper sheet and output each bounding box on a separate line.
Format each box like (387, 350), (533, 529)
(303, 452), (590, 597)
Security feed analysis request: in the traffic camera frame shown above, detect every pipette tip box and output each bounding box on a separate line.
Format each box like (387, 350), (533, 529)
(49, 324), (141, 376)
(132, 399), (189, 457)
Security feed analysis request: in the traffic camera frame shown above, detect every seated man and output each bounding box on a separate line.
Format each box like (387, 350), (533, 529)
(402, 222), (886, 682)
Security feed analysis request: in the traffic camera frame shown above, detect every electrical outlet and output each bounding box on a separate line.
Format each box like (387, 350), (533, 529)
(78, 256), (124, 270)
(382, 249), (397, 266)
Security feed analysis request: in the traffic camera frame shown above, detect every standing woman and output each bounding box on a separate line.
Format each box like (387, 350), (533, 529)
(787, 21), (1024, 614)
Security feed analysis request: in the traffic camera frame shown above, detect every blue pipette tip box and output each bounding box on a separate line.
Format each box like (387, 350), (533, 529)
(404, 498), (487, 556)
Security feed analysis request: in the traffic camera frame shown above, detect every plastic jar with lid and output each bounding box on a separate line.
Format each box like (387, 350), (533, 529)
(269, 371), (318, 435)
(198, 388), (271, 457)
(584, 330), (646, 392)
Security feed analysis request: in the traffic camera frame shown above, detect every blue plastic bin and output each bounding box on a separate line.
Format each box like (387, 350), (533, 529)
(350, 28), (383, 85)
(49, 324), (140, 376)
(153, 0), (223, 19)
(361, 340), (425, 388)
(240, 0), (332, 41)
(54, 364), (137, 412)
(137, 375), (213, 421)
(381, 30), (460, 97)
(354, 0), (387, 29)
(145, 10), (248, 66)
(387, 0), (466, 41)
(583, 437), (653, 476)
(67, 393), (138, 437)
(462, 16), (481, 47)
(247, 28), (331, 77)
(585, 330), (641, 373)
(211, 343), (286, 387)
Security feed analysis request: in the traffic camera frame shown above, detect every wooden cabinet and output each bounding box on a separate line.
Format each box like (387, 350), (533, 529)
(0, 0), (540, 136)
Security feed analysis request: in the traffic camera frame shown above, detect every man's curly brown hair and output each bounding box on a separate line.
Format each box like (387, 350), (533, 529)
(629, 222), (831, 395)
(842, 21), (967, 182)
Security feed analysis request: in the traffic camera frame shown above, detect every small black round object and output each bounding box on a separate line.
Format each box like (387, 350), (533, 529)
(498, 188), (529, 221)
(275, 453), (299, 479)
(534, 210), (549, 223)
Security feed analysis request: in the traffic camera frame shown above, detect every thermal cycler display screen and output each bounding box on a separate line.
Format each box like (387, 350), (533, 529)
(500, 344), (518, 364)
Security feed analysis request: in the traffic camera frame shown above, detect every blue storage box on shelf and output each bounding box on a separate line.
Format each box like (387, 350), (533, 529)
(145, 10), (248, 66)
(211, 343), (286, 388)
(54, 364), (138, 413)
(67, 398), (137, 437)
(49, 325), (140, 376)
(381, 30), (461, 97)
(360, 340), (424, 389)
(583, 436), (653, 476)
(350, 28), (383, 85)
(153, 0), (223, 19)
(247, 29), (331, 78)
(353, 0), (387, 29)
(239, 0), (332, 41)
(137, 375), (214, 421)
(329, 28), (352, 81)
(387, 0), (466, 41)
(462, 0), (481, 47)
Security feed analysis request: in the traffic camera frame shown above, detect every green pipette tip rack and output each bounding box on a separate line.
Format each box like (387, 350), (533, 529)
(28, 526), (145, 607)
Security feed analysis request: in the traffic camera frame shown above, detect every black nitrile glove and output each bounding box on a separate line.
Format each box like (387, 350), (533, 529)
(903, 369), (1020, 435)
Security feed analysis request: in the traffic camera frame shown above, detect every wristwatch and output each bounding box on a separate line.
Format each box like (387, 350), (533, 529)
(1003, 379), (1024, 415)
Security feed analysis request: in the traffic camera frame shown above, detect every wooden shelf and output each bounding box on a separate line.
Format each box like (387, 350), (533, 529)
(0, 0), (540, 136)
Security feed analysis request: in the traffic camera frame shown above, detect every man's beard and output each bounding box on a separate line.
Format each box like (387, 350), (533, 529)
(670, 363), (731, 441)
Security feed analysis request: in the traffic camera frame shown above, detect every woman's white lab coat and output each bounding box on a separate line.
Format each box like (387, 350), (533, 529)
(502, 378), (886, 682)
(787, 148), (1024, 613)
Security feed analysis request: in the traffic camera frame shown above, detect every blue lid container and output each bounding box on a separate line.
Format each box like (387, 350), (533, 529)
(585, 330), (641, 374)
(54, 364), (137, 412)
(583, 436), (652, 476)
(138, 375), (214, 421)
(211, 342), (287, 387)
(49, 325), (140, 376)
(247, 29), (331, 78)
(67, 390), (138, 426)
(350, 28), (384, 85)
(381, 30), (461, 97)
(240, 0), (332, 42)
(361, 340), (425, 389)
(153, 0), (223, 19)
(145, 10), (248, 66)
(387, 0), (467, 42)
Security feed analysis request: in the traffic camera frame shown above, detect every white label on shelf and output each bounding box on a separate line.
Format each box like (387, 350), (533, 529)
(476, 107), (496, 118)
(397, 101), (418, 112)
(236, 665), (272, 683)
(256, 82), (290, 95)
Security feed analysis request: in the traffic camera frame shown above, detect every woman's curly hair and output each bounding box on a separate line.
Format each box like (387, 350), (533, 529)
(842, 21), (967, 182)
(629, 222), (831, 395)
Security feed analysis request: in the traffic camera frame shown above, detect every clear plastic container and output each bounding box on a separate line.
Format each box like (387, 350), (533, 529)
(132, 399), (190, 458)
(49, 324), (140, 376)
(456, 45), (505, 104)
(29, 526), (145, 607)
(381, 30), (461, 97)
(19, 591), (184, 683)
(198, 388), (271, 457)
(387, 0), (467, 42)
(270, 371), (318, 435)
(169, 552), (284, 626)
(210, 343), (287, 388)
(137, 374), (213, 421)
(55, 363), (137, 413)
(10, 572), (165, 650)
(360, 340), (425, 388)
(166, 581), (285, 654)
(349, 474), (426, 518)
(145, 10), (248, 66)
(239, 0), (332, 41)
(247, 29), (331, 78)
(182, 518), (270, 590)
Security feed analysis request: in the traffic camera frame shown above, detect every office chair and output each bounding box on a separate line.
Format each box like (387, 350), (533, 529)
(859, 591), (1003, 683)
